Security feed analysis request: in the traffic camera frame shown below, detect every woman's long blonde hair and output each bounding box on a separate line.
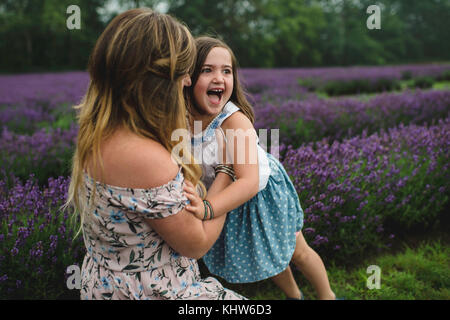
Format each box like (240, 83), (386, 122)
(64, 8), (204, 237)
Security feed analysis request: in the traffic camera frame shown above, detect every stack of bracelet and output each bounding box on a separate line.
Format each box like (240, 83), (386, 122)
(202, 200), (214, 220)
(214, 164), (236, 181)
(203, 165), (235, 221)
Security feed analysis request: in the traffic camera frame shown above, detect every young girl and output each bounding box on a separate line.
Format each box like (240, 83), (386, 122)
(183, 36), (337, 300)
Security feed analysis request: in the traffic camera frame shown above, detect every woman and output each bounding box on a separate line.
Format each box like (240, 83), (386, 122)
(64, 8), (245, 300)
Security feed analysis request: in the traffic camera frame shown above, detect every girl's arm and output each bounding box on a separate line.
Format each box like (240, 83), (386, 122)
(208, 171), (234, 197)
(206, 111), (260, 217)
(183, 111), (260, 220)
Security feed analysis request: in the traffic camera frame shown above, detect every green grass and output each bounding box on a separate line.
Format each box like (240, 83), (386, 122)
(314, 80), (450, 101)
(324, 240), (450, 300)
(433, 81), (450, 90)
(204, 237), (450, 300)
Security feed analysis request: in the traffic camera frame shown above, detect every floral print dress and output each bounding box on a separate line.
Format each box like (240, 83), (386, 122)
(80, 167), (245, 300)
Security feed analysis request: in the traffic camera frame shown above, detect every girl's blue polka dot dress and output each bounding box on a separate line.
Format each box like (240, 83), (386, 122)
(192, 102), (304, 283)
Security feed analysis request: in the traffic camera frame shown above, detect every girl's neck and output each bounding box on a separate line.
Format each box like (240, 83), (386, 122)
(189, 111), (220, 133)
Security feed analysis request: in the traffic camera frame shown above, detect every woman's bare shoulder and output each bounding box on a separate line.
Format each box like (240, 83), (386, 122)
(94, 129), (180, 189)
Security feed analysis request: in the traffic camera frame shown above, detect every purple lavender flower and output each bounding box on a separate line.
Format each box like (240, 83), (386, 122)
(385, 195), (396, 203)
(282, 118), (449, 260)
(255, 90), (450, 147)
(0, 71), (88, 109)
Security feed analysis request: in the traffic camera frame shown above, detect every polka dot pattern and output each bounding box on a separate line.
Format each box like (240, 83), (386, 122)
(203, 153), (304, 283)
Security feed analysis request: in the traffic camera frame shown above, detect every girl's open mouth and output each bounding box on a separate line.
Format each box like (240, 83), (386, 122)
(207, 89), (223, 104)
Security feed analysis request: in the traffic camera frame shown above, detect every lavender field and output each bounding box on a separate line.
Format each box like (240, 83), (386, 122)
(1, 64), (449, 299)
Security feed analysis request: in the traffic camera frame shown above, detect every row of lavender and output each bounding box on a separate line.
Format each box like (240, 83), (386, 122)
(255, 89), (450, 147)
(1, 117), (447, 297)
(1, 89), (448, 186)
(240, 63), (450, 99)
(2, 72), (89, 298)
(241, 63), (450, 89)
(1, 64), (449, 109)
(0, 176), (84, 298)
(283, 119), (449, 261)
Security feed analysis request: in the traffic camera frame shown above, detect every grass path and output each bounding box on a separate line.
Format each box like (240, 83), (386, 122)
(314, 80), (450, 100)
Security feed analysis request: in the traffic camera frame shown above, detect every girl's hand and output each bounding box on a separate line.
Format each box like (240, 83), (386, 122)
(183, 180), (205, 220)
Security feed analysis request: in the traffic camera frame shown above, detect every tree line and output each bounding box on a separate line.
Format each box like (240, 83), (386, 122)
(1, 0), (449, 72)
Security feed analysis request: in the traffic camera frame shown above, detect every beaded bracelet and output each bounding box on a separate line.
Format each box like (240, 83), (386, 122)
(215, 164), (236, 181)
(202, 201), (208, 220)
(203, 200), (214, 220)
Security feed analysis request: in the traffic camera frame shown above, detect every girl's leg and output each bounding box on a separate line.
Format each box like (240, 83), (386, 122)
(270, 266), (302, 299)
(291, 231), (336, 300)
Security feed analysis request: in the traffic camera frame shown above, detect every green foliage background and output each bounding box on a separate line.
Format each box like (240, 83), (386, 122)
(1, 0), (449, 72)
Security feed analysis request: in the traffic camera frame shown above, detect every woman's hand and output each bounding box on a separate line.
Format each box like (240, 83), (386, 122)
(183, 180), (205, 220)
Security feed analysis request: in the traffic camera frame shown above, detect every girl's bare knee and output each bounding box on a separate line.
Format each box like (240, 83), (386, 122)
(292, 245), (309, 263)
(292, 231), (313, 263)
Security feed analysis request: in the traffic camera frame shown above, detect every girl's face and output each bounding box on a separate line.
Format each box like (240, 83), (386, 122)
(193, 47), (233, 117)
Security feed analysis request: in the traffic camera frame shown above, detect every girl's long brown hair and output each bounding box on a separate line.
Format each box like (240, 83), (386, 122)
(186, 36), (255, 124)
(64, 8), (204, 237)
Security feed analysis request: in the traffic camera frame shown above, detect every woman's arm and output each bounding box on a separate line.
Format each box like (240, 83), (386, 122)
(147, 177), (234, 259)
(147, 207), (224, 259)
(94, 132), (232, 260)
(149, 173), (234, 259)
